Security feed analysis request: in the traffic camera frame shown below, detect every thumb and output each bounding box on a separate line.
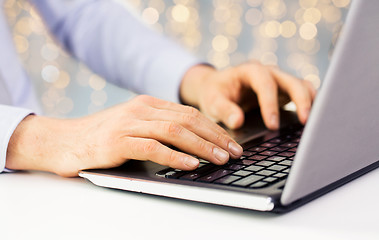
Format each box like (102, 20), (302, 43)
(204, 94), (245, 129)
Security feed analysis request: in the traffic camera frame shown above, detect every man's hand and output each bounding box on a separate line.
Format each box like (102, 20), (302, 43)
(6, 95), (243, 177)
(180, 62), (316, 130)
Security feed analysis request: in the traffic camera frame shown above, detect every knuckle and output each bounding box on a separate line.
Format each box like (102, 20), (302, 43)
(167, 150), (178, 166)
(215, 133), (228, 146)
(198, 140), (210, 153)
(143, 139), (160, 155)
(182, 114), (198, 127)
(166, 122), (183, 137)
(186, 105), (201, 117)
(135, 95), (154, 105)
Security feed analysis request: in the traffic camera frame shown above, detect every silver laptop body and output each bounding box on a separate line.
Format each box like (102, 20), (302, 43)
(79, 1), (379, 212)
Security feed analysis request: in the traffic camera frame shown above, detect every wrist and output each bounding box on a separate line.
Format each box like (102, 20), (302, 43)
(180, 64), (216, 106)
(5, 115), (79, 176)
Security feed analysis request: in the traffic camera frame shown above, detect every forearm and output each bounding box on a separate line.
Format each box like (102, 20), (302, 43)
(30, 0), (200, 102)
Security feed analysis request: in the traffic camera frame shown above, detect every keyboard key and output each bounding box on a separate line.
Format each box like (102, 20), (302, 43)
(270, 147), (288, 152)
(225, 164), (244, 171)
(267, 165), (287, 171)
(244, 165), (264, 172)
(283, 168), (290, 173)
(280, 160), (293, 166)
(248, 155), (267, 161)
(269, 138), (284, 143)
(280, 143), (297, 148)
(288, 147), (297, 152)
(231, 175), (264, 187)
(234, 170), (252, 177)
(256, 170), (276, 176)
(293, 137), (301, 143)
(197, 169), (232, 183)
(263, 177), (278, 183)
(278, 152), (295, 157)
(236, 159), (256, 166)
(180, 172), (201, 180)
(214, 175), (241, 185)
(242, 151), (256, 157)
(273, 172), (287, 178)
(249, 181), (268, 188)
(260, 142), (277, 148)
(260, 150), (278, 156)
(164, 171), (185, 179)
(249, 147), (267, 152)
(267, 156), (286, 162)
(255, 160), (275, 167)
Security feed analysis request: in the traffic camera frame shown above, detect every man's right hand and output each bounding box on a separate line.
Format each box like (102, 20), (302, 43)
(6, 95), (243, 177)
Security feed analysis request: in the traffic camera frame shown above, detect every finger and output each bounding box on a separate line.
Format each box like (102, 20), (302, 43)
(128, 120), (234, 164)
(143, 107), (243, 158)
(241, 64), (280, 130)
(269, 68), (313, 124)
(135, 94), (232, 140)
(123, 137), (199, 170)
(304, 80), (317, 100)
(135, 94), (199, 115)
(203, 93), (245, 130)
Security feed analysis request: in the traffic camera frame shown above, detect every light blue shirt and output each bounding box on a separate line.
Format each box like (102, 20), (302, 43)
(0, 0), (200, 172)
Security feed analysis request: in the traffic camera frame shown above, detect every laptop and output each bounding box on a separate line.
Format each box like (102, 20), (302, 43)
(79, 1), (379, 213)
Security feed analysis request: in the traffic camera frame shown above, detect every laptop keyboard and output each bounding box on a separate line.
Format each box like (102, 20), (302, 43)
(156, 125), (303, 189)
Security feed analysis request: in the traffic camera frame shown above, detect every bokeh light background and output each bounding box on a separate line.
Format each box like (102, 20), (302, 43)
(4, 0), (350, 118)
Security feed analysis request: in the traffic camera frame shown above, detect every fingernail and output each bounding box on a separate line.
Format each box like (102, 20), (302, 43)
(228, 114), (239, 127)
(213, 147), (229, 164)
(271, 114), (279, 129)
(183, 156), (199, 168)
(228, 141), (243, 157)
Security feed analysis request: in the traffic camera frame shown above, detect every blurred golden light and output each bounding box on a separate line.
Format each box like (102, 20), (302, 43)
(148, 0), (165, 13)
(214, 7), (231, 22)
(15, 17), (32, 36)
(57, 97), (74, 114)
(299, 0), (318, 9)
(304, 74), (321, 89)
(260, 52), (278, 65)
(171, 4), (190, 22)
(89, 75), (106, 91)
(300, 63), (319, 77)
(225, 21), (242, 36)
(207, 51), (230, 69)
(142, 7), (159, 25)
(13, 34), (29, 53)
(287, 53), (308, 70)
(299, 22), (317, 40)
(297, 38), (320, 54)
(303, 8), (322, 24)
(41, 65), (60, 83)
(91, 90), (108, 106)
(41, 43), (59, 61)
(53, 71), (71, 89)
(212, 35), (229, 52)
(247, 0), (263, 7)
(245, 8), (263, 26)
(332, 0), (350, 8)
(262, 0), (287, 19)
(322, 5), (342, 23)
(280, 21), (297, 38)
(265, 21), (281, 38)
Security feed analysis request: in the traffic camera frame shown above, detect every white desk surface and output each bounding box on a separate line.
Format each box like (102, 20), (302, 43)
(2, 168), (378, 240)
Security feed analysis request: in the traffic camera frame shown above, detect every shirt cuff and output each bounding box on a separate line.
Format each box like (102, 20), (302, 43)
(0, 105), (33, 173)
(143, 54), (201, 103)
